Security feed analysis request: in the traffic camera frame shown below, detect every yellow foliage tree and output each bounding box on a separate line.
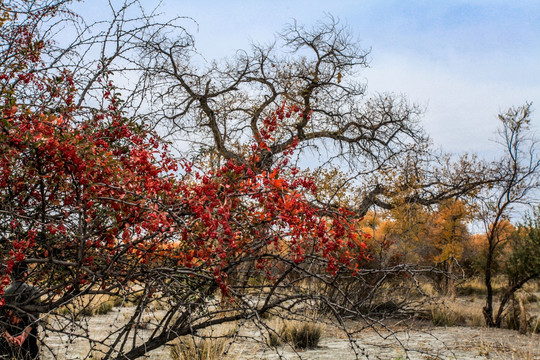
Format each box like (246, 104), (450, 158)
(431, 199), (472, 297)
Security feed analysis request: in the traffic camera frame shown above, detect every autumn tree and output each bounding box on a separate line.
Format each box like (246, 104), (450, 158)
(430, 199), (471, 297)
(0, 2), (380, 359)
(1, 3), (178, 357)
(384, 202), (434, 266)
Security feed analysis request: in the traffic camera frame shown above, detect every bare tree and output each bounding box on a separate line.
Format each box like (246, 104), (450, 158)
(131, 13), (500, 222)
(137, 17), (422, 175)
(477, 103), (540, 327)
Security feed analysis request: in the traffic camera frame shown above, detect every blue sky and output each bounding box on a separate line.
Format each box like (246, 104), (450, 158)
(77, 1), (540, 157)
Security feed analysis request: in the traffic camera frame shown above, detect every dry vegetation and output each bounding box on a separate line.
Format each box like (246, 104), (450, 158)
(38, 278), (540, 359)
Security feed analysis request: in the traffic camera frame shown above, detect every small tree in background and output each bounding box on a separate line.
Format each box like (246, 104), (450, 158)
(478, 103), (540, 328)
(431, 199), (471, 298)
(505, 209), (540, 290)
(500, 209), (540, 331)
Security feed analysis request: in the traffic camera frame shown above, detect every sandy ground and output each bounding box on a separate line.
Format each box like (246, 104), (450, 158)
(39, 305), (539, 360)
(235, 326), (539, 360)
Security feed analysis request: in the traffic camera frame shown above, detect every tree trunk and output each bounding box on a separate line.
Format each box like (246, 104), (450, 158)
(518, 297), (528, 334)
(493, 274), (538, 328)
(483, 242), (495, 327)
(447, 259), (456, 300)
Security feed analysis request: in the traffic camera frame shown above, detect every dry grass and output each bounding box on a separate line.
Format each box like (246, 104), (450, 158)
(457, 278), (540, 298)
(169, 323), (238, 360)
(429, 287), (540, 332)
(430, 303), (466, 327)
(429, 299), (485, 327)
(532, 316), (540, 333)
(267, 320), (323, 349)
(55, 294), (121, 318)
(475, 333), (539, 360)
(170, 337), (230, 360)
(457, 277), (487, 296)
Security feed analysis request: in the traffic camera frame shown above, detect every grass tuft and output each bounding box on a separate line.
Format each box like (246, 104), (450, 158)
(268, 321), (322, 349)
(430, 304), (465, 327)
(170, 337), (229, 360)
